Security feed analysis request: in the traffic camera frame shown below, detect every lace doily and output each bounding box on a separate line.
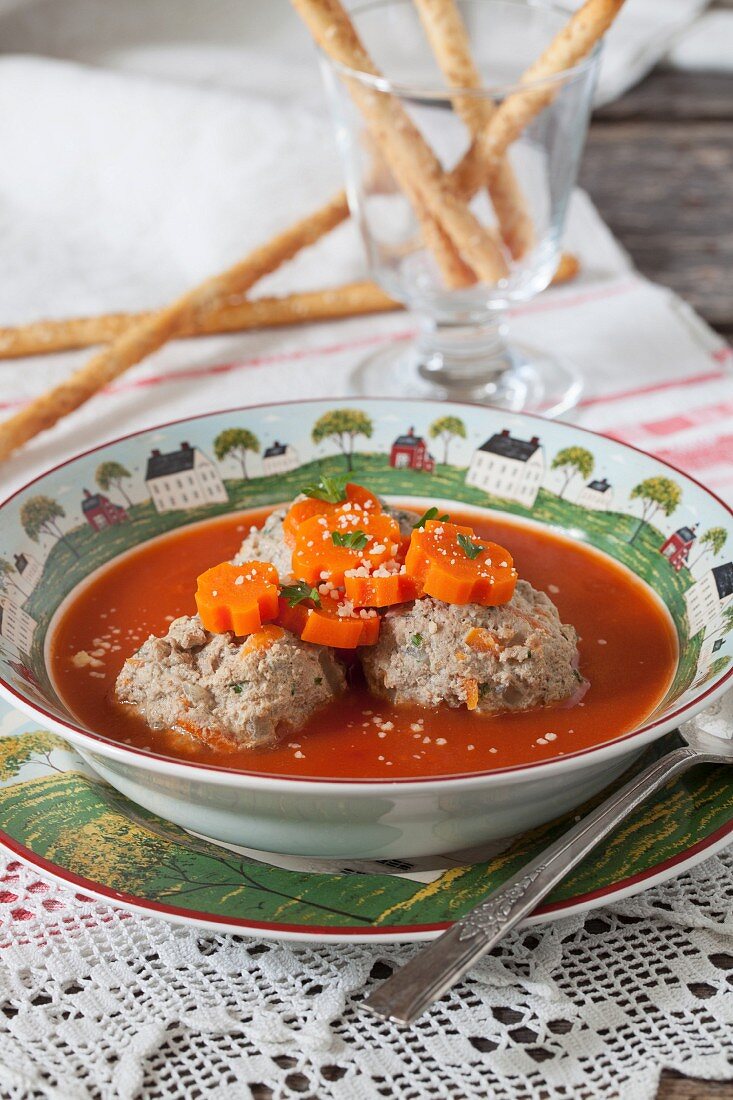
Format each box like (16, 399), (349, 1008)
(1, 844), (733, 1100)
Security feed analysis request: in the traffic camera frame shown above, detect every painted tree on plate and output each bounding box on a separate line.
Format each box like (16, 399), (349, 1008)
(551, 446), (595, 499)
(214, 428), (260, 480)
(628, 476), (681, 544)
(311, 408), (373, 472)
(20, 495), (80, 558)
(428, 415), (466, 465)
(95, 460), (134, 508)
(689, 526), (728, 568)
(0, 557), (28, 600)
(723, 605), (733, 635)
(700, 655), (731, 685)
(0, 732), (67, 782)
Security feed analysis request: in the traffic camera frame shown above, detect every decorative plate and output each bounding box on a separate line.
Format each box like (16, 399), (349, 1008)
(1, 699), (732, 943)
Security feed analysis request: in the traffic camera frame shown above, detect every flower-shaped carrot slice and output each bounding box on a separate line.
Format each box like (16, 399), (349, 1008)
(405, 520), (517, 606)
(283, 482), (382, 544)
(195, 560), (280, 635)
(277, 596), (380, 648)
(343, 571), (418, 607)
(292, 507), (401, 587)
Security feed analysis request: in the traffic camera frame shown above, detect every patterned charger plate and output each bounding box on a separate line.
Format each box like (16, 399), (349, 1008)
(1, 700), (732, 943)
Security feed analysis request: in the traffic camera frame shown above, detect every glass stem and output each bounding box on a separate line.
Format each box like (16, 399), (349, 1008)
(415, 313), (514, 393)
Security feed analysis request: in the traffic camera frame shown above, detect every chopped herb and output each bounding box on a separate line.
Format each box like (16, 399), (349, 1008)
(413, 506), (450, 529)
(457, 533), (483, 560)
(281, 580), (321, 607)
(229, 681), (248, 694)
(479, 682), (492, 698)
(331, 529), (369, 550)
(314, 676), (323, 686)
(411, 634), (423, 647)
(300, 472), (349, 504)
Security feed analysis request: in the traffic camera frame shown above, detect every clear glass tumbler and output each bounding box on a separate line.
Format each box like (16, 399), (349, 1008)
(319, 0), (599, 415)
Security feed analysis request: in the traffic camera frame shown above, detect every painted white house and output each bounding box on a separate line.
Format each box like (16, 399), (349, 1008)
(0, 596), (37, 653)
(262, 441), (299, 477)
(466, 430), (544, 508)
(145, 442), (228, 514)
(575, 478), (614, 511)
(9, 552), (42, 598)
(685, 561), (733, 637)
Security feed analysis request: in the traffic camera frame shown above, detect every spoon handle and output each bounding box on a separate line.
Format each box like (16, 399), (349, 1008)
(364, 745), (700, 1025)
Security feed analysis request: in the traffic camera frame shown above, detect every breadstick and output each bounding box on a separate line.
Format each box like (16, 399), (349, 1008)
(412, 0), (535, 260)
(0, 254), (579, 363)
(290, 0), (507, 285)
(0, 192), (350, 462)
(450, 0), (626, 200)
(0, 282), (399, 359)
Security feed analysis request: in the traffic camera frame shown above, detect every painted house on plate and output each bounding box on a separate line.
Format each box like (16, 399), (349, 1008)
(389, 428), (435, 473)
(685, 561), (733, 637)
(81, 489), (129, 532)
(262, 441), (299, 476)
(145, 442), (228, 514)
(466, 429), (544, 508)
(11, 552), (42, 598)
(575, 477), (614, 512)
(660, 524), (698, 572)
(0, 595), (36, 653)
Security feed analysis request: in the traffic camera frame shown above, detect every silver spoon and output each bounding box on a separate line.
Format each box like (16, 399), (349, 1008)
(364, 691), (733, 1025)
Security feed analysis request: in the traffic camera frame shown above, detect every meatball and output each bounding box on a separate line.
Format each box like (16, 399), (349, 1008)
(361, 582), (582, 714)
(115, 615), (345, 750)
(232, 509), (292, 577)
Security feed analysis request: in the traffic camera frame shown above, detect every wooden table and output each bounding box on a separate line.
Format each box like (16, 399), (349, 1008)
(581, 68), (733, 342)
(582, 58), (733, 1100)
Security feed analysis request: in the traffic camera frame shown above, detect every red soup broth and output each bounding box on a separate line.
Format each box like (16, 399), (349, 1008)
(49, 508), (677, 780)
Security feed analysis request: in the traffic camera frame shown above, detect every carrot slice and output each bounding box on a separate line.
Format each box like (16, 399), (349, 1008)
(343, 572), (418, 607)
(195, 560), (279, 635)
(241, 624), (285, 654)
(283, 483), (382, 544)
(292, 507), (401, 587)
(405, 520), (517, 606)
(276, 596), (380, 648)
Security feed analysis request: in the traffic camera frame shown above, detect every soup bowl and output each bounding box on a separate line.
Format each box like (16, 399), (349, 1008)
(0, 398), (731, 858)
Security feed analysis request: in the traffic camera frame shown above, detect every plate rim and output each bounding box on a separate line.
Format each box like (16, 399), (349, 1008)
(2, 816), (731, 944)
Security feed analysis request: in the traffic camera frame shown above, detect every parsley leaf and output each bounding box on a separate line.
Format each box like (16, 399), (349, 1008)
(413, 506), (450, 529)
(331, 529), (369, 551)
(300, 473), (349, 504)
(229, 681), (248, 694)
(457, 533), (483, 560)
(280, 580), (321, 607)
(411, 633), (423, 647)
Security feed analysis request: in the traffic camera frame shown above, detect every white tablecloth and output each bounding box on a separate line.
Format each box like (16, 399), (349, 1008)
(0, 7), (732, 1098)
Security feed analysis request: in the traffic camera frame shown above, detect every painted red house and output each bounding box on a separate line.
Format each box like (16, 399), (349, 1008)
(81, 488), (129, 531)
(390, 428), (435, 473)
(660, 524), (697, 571)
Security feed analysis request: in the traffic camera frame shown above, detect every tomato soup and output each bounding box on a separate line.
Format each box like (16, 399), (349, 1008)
(49, 508), (677, 780)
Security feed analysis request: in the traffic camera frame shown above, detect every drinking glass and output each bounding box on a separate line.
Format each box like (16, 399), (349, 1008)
(319, 0), (600, 415)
